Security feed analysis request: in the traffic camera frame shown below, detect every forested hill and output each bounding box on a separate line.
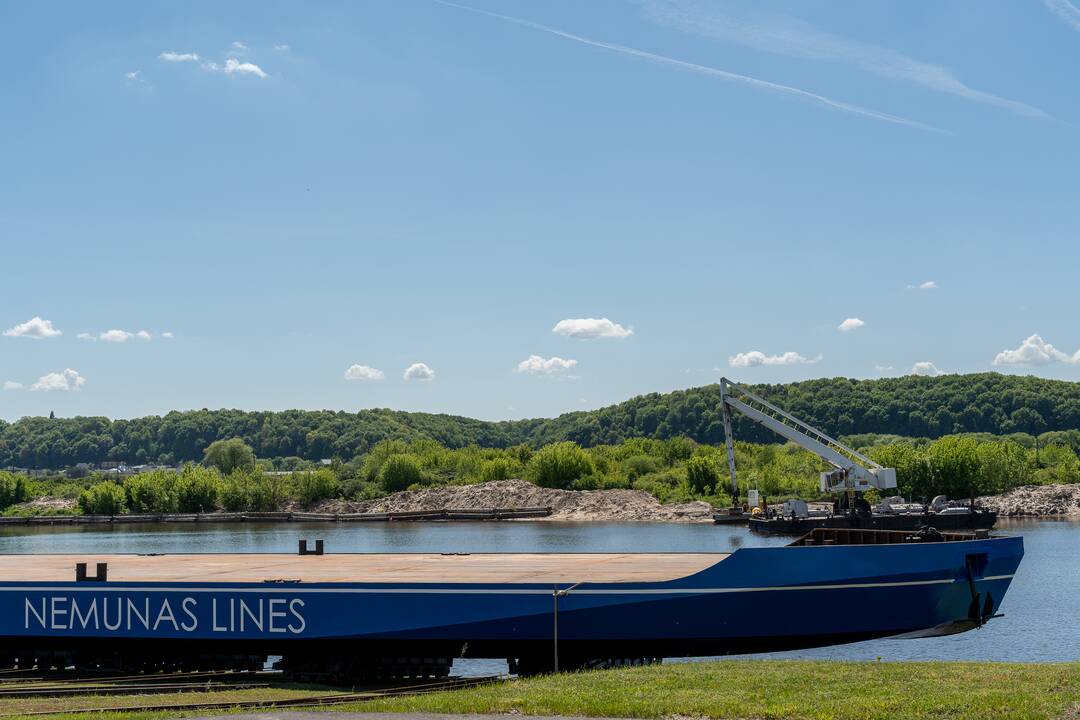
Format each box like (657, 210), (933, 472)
(2, 372), (1079, 469)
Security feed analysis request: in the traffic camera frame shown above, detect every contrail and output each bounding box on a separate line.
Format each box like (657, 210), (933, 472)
(432, 0), (948, 134)
(1044, 0), (1080, 31)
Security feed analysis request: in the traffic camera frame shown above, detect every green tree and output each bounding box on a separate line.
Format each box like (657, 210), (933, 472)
(78, 481), (126, 514)
(379, 454), (424, 492)
(0, 471), (29, 510)
(527, 442), (593, 489)
(685, 455), (719, 494)
(202, 438), (255, 475)
(175, 465), (222, 512)
(124, 471), (176, 513)
(296, 468), (340, 506)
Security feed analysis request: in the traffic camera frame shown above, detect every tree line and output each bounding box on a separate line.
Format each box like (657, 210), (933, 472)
(4, 373), (1080, 470)
(2, 431), (1077, 516)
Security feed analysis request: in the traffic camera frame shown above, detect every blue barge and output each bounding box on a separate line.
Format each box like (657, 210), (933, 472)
(0, 528), (1023, 677)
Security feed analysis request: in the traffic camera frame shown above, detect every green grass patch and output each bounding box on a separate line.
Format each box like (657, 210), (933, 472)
(5, 660), (1079, 720)
(352, 660), (1080, 720)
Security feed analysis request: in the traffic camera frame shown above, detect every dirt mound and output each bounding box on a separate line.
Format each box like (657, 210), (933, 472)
(315, 479), (716, 522)
(978, 483), (1080, 517)
(7, 496), (78, 514)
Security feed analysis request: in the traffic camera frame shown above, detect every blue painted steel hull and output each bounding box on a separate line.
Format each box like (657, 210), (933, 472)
(0, 536), (1023, 659)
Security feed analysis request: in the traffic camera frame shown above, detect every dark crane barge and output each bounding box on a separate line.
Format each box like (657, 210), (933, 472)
(712, 378), (997, 534)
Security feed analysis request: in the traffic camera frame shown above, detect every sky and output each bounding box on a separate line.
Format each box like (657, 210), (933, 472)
(2, 0), (1080, 422)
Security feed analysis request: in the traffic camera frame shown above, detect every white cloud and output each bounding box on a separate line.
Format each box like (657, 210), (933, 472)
(552, 317), (633, 339)
(231, 41), (249, 51)
(643, 0), (1047, 119)
(874, 365), (895, 373)
(1044, 0), (1080, 31)
(88, 329), (153, 343)
(993, 334), (1080, 366)
(274, 44), (290, 52)
(3, 381), (23, 391)
(910, 361), (943, 376)
(162, 331), (175, 339)
(728, 350), (820, 367)
(344, 364), (385, 381)
(31, 369), (86, 392)
(435, 0), (943, 133)
(159, 51), (200, 62)
(837, 317), (865, 332)
(125, 70), (151, 89)
(4, 316), (61, 339)
(907, 280), (938, 290)
(517, 355), (578, 375)
(223, 57), (268, 78)
(403, 362), (435, 382)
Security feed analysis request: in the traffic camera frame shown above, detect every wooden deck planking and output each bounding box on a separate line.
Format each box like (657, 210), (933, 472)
(0, 553), (725, 584)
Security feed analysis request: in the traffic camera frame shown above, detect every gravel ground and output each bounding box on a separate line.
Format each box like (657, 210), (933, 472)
(978, 483), (1080, 517)
(314, 479), (716, 522)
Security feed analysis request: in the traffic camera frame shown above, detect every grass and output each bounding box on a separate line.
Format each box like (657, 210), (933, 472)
(353, 660), (1080, 720)
(4, 660), (1079, 720)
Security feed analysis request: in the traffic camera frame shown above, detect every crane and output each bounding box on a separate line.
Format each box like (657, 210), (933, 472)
(719, 377), (896, 505)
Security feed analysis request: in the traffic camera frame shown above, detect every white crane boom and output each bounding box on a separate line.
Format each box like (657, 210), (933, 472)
(719, 377), (896, 500)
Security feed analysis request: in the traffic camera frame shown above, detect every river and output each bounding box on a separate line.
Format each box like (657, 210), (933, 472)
(0, 518), (1074, 672)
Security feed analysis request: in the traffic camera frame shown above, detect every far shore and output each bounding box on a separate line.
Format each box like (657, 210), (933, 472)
(8, 480), (1080, 525)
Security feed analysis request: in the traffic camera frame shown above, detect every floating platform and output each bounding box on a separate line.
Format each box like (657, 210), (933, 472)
(748, 510), (998, 535)
(0, 529), (1023, 677)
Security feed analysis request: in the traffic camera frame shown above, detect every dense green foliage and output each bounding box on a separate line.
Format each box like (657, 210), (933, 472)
(527, 442), (594, 489)
(202, 438), (255, 475)
(8, 429), (1076, 517)
(5, 373), (1080, 470)
(78, 481), (126, 514)
(0, 471), (29, 510)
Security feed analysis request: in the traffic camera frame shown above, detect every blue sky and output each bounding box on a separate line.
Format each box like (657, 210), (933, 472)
(2, 0), (1080, 422)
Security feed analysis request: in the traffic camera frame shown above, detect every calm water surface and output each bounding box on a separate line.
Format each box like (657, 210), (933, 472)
(1, 518), (1074, 671)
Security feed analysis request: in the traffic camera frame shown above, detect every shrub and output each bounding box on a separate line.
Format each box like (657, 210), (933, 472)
(250, 472), (291, 511)
(221, 471), (256, 512)
(175, 465), (222, 513)
(361, 440), (410, 482)
(620, 454), (661, 481)
(0, 471), (29, 510)
(78, 481), (126, 515)
(379, 455), (424, 492)
(296, 468), (340, 507)
(124, 471), (176, 513)
(527, 442), (593, 489)
(685, 455), (720, 495)
(479, 458), (517, 483)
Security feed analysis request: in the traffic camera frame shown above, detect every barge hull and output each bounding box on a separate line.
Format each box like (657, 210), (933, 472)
(0, 535), (1023, 663)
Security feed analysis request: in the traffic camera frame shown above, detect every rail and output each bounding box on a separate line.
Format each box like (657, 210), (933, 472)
(0, 673), (501, 718)
(789, 527), (991, 547)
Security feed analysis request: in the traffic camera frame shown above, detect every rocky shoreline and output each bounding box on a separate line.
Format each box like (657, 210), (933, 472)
(978, 483), (1080, 517)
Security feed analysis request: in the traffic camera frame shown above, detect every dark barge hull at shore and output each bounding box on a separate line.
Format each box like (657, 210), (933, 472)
(748, 510), (998, 535)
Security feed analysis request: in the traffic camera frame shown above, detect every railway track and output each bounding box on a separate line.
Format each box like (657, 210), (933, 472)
(0, 673), (501, 717)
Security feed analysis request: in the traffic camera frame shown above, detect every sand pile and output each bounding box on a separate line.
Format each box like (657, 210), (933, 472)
(316, 479), (716, 522)
(978, 483), (1080, 517)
